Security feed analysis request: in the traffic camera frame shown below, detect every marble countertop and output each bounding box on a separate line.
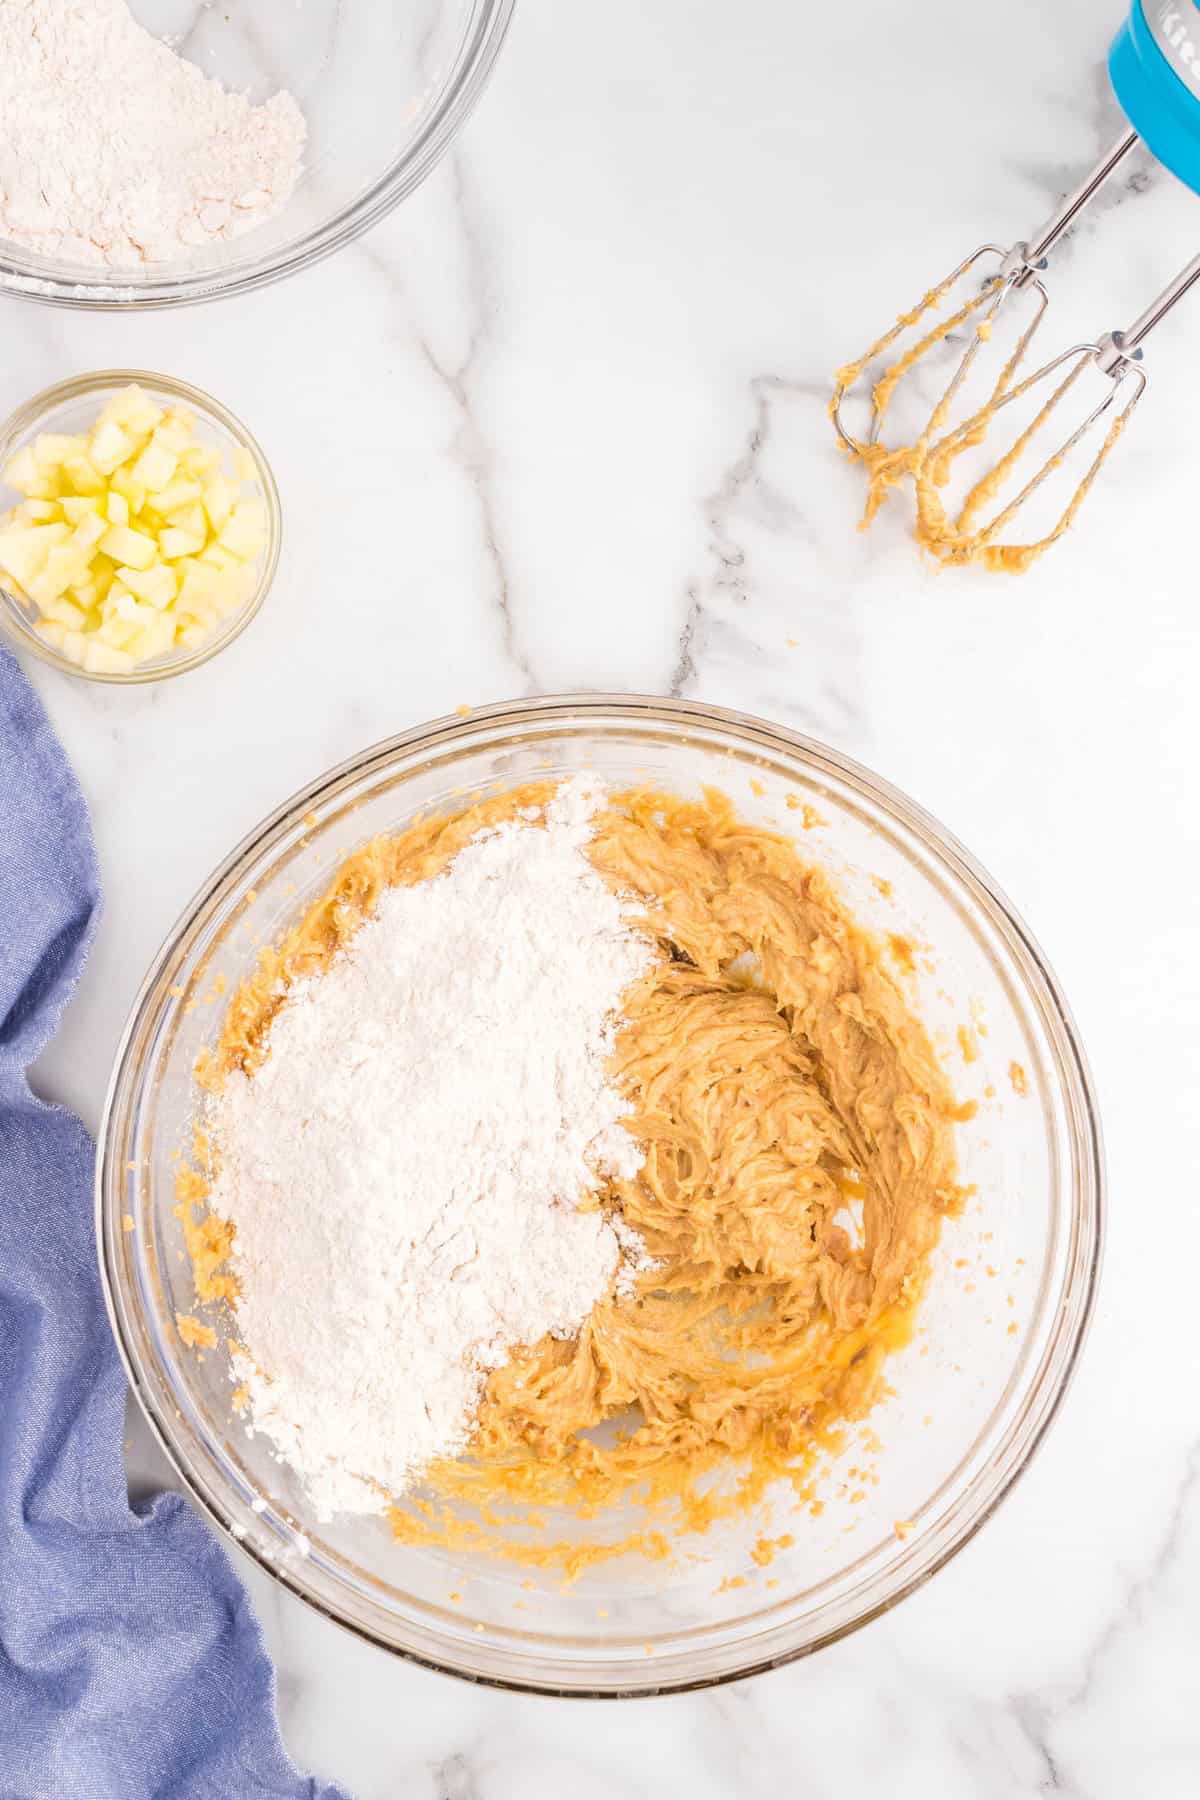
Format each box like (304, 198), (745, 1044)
(11, 0), (1200, 1794)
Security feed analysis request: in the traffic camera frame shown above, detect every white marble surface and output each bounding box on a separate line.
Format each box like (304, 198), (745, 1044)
(11, 0), (1200, 1793)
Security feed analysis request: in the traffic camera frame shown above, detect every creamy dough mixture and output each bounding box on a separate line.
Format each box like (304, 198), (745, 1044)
(178, 784), (967, 1568)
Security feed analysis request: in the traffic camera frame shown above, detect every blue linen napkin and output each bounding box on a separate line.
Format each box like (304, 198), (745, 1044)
(0, 649), (347, 1799)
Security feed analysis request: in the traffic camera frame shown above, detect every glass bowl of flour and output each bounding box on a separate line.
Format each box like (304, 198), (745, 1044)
(0, 0), (515, 308)
(97, 695), (1103, 1694)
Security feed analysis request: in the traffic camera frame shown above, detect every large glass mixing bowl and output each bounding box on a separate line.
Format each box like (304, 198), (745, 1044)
(1, 1), (514, 309)
(97, 696), (1103, 1695)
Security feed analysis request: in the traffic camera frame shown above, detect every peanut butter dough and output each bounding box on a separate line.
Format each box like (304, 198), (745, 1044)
(179, 784), (966, 1569)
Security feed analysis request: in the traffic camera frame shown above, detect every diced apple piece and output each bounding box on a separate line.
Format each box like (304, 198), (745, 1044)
(130, 599), (160, 631)
(199, 542), (241, 572)
(158, 526), (206, 560)
(119, 563), (177, 609)
(125, 627), (157, 663)
(2, 446), (42, 495)
(183, 601), (220, 631)
(233, 447), (257, 483)
(180, 443), (222, 479)
(82, 639), (135, 675)
(200, 475), (239, 532)
(60, 495), (101, 523)
(211, 570), (253, 617)
(218, 514), (267, 560)
(110, 468), (148, 516)
(8, 472), (57, 501)
(5, 519), (71, 549)
(177, 560), (223, 616)
(232, 498), (268, 531)
(104, 385), (164, 437)
(98, 523), (156, 570)
(17, 498), (63, 525)
(33, 432), (86, 472)
(60, 629), (88, 666)
(167, 500), (207, 540)
(103, 582), (139, 622)
(130, 438), (178, 493)
(69, 514), (107, 556)
(152, 478), (201, 516)
(84, 562), (115, 605)
(88, 419), (134, 475)
(34, 619), (68, 651)
(0, 521), (71, 589)
(128, 615), (175, 663)
(97, 616), (140, 651)
(152, 613), (178, 654)
(63, 454), (105, 496)
(152, 412), (195, 455)
(104, 593), (156, 637)
(177, 622), (212, 651)
(105, 490), (129, 528)
(27, 544), (89, 605)
(39, 595), (88, 628)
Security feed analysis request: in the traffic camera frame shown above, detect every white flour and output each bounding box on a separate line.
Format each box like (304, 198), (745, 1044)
(206, 778), (656, 1521)
(0, 1), (306, 267)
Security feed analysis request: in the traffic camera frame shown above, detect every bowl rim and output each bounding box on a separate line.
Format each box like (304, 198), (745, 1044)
(0, 369), (281, 684)
(0, 0), (517, 312)
(95, 692), (1105, 1695)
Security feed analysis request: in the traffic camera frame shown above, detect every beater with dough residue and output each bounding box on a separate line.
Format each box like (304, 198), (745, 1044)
(831, 5), (1200, 570)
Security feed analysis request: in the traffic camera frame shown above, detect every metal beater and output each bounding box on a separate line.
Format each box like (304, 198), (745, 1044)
(831, 3), (1200, 566)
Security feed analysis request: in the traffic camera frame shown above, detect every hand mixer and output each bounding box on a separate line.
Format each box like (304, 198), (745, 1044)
(831, 4), (1200, 568)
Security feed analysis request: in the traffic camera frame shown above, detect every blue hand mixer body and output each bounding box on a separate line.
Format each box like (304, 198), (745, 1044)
(830, 3), (1200, 565)
(1113, 2), (1200, 191)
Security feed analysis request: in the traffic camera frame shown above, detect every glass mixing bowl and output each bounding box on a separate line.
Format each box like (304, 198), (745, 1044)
(97, 696), (1103, 1695)
(0, 1), (515, 309)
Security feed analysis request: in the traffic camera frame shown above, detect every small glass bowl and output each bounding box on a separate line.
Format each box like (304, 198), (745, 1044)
(0, 1), (516, 310)
(98, 697), (1104, 1695)
(0, 371), (280, 685)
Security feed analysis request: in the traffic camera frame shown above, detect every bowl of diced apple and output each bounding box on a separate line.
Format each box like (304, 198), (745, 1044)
(0, 373), (280, 683)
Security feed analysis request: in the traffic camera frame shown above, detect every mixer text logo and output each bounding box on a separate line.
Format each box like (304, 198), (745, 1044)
(1156, 5), (1200, 88)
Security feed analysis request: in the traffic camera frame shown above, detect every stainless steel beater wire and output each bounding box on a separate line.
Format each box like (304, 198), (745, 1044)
(990, 385), (1144, 550)
(917, 316), (1149, 559)
(928, 224), (1198, 555)
(865, 261), (1011, 449)
(833, 126), (1139, 472)
(830, 242), (1005, 454)
(974, 359), (1145, 545)
(929, 344), (1089, 471)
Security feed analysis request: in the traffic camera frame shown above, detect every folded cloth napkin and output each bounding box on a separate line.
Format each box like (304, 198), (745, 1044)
(0, 649), (347, 1799)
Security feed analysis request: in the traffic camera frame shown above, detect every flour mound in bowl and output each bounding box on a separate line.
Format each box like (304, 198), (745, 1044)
(0, 0), (305, 267)
(198, 777), (655, 1521)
